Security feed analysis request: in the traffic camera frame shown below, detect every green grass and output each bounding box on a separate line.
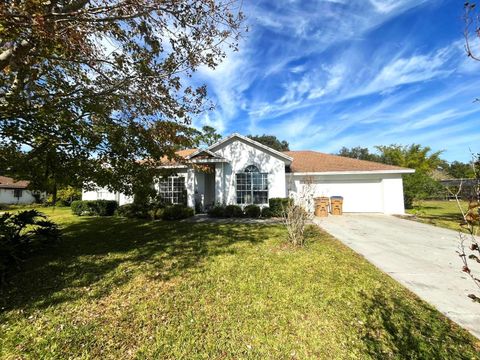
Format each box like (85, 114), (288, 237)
(1, 207), (479, 359)
(406, 200), (469, 232)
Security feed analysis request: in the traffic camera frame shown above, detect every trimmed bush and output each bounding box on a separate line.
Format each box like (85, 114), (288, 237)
(224, 205), (243, 218)
(96, 200), (118, 216)
(116, 203), (150, 219)
(116, 198), (167, 220)
(268, 198), (292, 217)
(71, 200), (92, 215)
(261, 206), (273, 218)
(208, 205), (225, 218)
(244, 204), (261, 218)
(71, 200), (118, 216)
(162, 204), (194, 220)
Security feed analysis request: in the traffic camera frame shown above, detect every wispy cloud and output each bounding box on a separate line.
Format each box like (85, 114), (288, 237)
(357, 45), (457, 96)
(187, 0), (480, 161)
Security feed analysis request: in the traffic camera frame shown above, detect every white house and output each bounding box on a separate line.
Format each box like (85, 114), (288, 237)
(0, 176), (39, 205)
(83, 133), (414, 214)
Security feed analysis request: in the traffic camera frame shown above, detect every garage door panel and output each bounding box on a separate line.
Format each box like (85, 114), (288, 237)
(306, 179), (383, 213)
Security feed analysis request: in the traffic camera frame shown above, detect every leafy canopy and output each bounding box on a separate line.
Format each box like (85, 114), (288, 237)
(247, 134), (290, 152)
(337, 146), (380, 162)
(0, 0), (243, 195)
(337, 144), (446, 207)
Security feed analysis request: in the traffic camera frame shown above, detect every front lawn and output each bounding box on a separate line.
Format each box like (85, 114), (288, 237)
(406, 200), (468, 232)
(1, 207), (479, 358)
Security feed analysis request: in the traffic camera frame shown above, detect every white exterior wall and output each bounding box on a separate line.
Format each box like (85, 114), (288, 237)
(83, 169), (191, 206)
(212, 139), (288, 205)
(288, 173), (406, 214)
(382, 175), (406, 214)
(186, 168), (195, 208)
(0, 188), (38, 204)
(82, 188), (133, 205)
(214, 162), (225, 204)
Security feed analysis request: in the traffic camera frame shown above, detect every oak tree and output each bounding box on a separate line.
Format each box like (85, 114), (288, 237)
(247, 134), (289, 151)
(0, 0), (243, 199)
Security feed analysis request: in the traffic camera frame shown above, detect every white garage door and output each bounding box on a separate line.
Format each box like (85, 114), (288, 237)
(307, 179), (384, 213)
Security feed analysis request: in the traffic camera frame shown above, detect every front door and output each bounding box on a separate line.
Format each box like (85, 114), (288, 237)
(204, 172), (216, 208)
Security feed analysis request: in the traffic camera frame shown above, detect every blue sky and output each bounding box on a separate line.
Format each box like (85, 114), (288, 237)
(193, 0), (480, 162)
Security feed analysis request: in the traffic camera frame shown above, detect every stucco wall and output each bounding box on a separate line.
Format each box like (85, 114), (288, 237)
(0, 188), (38, 204)
(212, 138), (288, 205)
(82, 188), (133, 205)
(83, 170), (190, 206)
(288, 173), (406, 214)
(382, 176), (406, 214)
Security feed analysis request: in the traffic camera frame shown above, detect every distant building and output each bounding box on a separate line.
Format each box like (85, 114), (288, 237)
(0, 176), (42, 204)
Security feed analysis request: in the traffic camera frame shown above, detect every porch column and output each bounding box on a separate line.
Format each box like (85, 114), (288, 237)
(215, 163), (224, 205)
(186, 168), (195, 208)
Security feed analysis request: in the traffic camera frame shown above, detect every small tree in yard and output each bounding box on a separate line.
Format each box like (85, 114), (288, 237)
(283, 178), (314, 246)
(460, 2), (480, 302)
(0, 210), (60, 285)
(447, 155), (480, 303)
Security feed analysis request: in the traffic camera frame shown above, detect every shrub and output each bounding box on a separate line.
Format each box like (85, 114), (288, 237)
(244, 204), (261, 218)
(261, 206), (273, 218)
(71, 200), (118, 216)
(71, 200), (92, 215)
(162, 204), (194, 220)
(116, 197), (167, 220)
(284, 204), (310, 246)
(268, 198), (292, 217)
(51, 186), (81, 206)
(403, 172), (444, 209)
(208, 205), (225, 218)
(0, 210), (60, 284)
(96, 200), (118, 216)
(116, 203), (150, 219)
(149, 207), (165, 220)
(224, 205), (243, 218)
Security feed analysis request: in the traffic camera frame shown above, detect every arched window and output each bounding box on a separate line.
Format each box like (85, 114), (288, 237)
(236, 165), (268, 204)
(244, 165), (260, 173)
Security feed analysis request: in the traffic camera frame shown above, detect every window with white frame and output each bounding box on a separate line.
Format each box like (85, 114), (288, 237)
(158, 176), (186, 204)
(96, 189), (109, 200)
(236, 165), (268, 205)
(13, 189), (22, 198)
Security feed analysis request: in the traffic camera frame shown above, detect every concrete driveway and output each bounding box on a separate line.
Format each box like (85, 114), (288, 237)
(314, 214), (480, 338)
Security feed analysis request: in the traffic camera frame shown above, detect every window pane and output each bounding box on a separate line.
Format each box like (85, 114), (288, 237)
(236, 171), (268, 205)
(253, 191), (268, 204)
(158, 176), (186, 204)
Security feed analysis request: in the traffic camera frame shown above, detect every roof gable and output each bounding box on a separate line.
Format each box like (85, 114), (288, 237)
(186, 149), (222, 160)
(207, 133), (293, 163)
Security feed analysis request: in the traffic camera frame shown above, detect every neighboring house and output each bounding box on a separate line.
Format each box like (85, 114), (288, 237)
(83, 133), (414, 214)
(0, 176), (39, 205)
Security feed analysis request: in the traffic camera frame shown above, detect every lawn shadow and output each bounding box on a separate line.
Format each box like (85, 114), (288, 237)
(414, 205), (442, 210)
(360, 290), (478, 358)
(1, 216), (270, 312)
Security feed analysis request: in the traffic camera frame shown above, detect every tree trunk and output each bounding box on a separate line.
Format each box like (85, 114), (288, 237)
(52, 182), (57, 206)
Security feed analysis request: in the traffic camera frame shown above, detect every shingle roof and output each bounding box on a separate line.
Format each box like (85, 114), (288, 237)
(171, 149), (198, 159)
(0, 176), (30, 189)
(139, 149), (198, 166)
(283, 151), (412, 173)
